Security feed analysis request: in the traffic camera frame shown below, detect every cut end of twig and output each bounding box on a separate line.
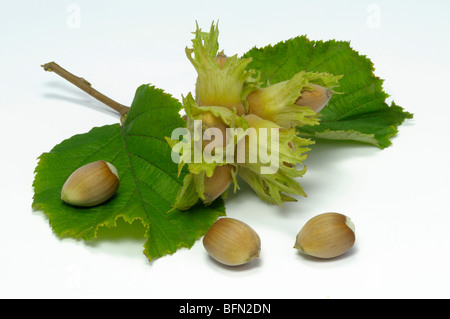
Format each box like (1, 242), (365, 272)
(41, 62), (55, 72)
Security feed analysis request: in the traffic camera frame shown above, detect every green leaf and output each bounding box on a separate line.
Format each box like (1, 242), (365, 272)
(32, 84), (225, 261)
(243, 36), (413, 148)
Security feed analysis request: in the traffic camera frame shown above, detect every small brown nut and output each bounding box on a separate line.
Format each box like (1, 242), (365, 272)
(215, 51), (227, 69)
(295, 84), (333, 113)
(294, 212), (355, 259)
(202, 165), (235, 204)
(61, 160), (119, 207)
(203, 217), (261, 266)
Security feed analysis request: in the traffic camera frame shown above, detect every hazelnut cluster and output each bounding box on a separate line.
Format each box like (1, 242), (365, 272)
(167, 22), (341, 210)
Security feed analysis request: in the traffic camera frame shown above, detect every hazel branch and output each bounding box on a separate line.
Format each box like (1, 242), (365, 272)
(41, 62), (130, 116)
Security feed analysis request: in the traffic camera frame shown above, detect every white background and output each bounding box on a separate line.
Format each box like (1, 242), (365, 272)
(1, 0), (449, 299)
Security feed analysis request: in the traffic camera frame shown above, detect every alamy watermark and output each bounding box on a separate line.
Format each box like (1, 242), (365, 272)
(366, 4), (381, 29)
(66, 4), (81, 29)
(66, 264), (82, 289)
(170, 120), (280, 175)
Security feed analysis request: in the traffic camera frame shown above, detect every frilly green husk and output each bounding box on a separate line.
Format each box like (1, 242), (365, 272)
(166, 21), (341, 210)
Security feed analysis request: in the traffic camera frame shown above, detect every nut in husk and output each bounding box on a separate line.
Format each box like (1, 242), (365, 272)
(61, 160), (119, 207)
(294, 212), (355, 259)
(295, 83), (333, 113)
(202, 165), (235, 205)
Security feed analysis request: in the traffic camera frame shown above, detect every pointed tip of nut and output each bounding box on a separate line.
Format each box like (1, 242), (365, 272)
(215, 52), (228, 69)
(327, 89), (333, 99)
(293, 242), (302, 252)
